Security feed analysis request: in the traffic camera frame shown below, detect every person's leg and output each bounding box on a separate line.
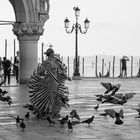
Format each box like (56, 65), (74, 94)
(4, 70), (6, 83)
(15, 67), (19, 83)
(7, 70), (10, 84)
(121, 70), (123, 78)
(122, 70), (124, 78)
(124, 69), (127, 78)
(16, 68), (19, 83)
(125, 70), (127, 77)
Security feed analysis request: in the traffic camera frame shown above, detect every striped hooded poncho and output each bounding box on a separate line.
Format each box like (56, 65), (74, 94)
(28, 56), (69, 118)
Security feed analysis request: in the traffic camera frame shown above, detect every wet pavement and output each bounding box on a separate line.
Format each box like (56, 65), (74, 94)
(0, 77), (140, 140)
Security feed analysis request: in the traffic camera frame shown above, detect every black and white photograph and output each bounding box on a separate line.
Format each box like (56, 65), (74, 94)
(0, 0), (140, 139)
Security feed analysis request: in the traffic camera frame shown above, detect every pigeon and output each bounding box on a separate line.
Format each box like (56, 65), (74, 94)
(1, 96), (12, 105)
(105, 109), (124, 125)
(9, 115), (23, 125)
(8, 100), (12, 105)
(94, 104), (99, 111)
(0, 80), (5, 87)
(25, 112), (30, 120)
(71, 120), (81, 125)
(82, 115), (94, 125)
(100, 82), (120, 95)
(23, 104), (35, 111)
(20, 119), (26, 131)
(0, 88), (2, 93)
(67, 118), (73, 132)
(96, 94), (103, 102)
(58, 115), (69, 126)
(113, 92), (136, 101)
(1, 90), (8, 96)
(16, 115), (21, 125)
(96, 97), (103, 102)
(104, 109), (116, 118)
(70, 110), (80, 120)
(123, 92), (136, 100)
(132, 106), (140, 118)
(95, 94), (103, 98)
(115, 110), (124, 125)
(101, 95), (127, 105)
(100, 82), (114, 94)
(47, 116), (55, 125)
(110, 84), (121, 96)
(0, 93), (12, 105)
(99, 112), (108, 118)
(60, 96), (69, 107)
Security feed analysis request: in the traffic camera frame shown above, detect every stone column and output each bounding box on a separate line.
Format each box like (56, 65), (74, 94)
(12, 23), (44, 84)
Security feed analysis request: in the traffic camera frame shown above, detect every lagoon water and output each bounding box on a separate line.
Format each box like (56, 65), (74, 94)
(62, 55), (140, 77)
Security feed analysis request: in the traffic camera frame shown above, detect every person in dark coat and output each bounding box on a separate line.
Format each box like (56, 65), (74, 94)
(121, 56), (129, 78)
(14, 51), (19, 83)
(2, 57), (11, 84)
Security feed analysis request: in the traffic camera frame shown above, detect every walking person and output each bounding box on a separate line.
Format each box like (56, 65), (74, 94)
(0, 57), (2, 77)
(0, 57), (4, 85)
(121, 56), (129, 78)
(2, 57), (12, 84)
(14, 51), (19, 83)
(28, 45), (71, 119)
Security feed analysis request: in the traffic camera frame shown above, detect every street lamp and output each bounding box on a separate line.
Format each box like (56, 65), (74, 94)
(64, 6), (90, 77)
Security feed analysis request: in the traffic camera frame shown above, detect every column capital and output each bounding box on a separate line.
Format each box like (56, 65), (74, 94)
(12, 23), (44, 41)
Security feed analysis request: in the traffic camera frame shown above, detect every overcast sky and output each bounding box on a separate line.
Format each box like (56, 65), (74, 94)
(0, 0), (140, 59)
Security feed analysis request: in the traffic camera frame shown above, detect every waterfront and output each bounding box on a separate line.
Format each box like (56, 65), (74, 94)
(62, 55), (140, 77)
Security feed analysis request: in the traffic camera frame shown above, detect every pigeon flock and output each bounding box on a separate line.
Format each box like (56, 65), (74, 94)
(19, 81), (139, 132)
(0, 88), (12, 105)
(0, 81), (139, 133)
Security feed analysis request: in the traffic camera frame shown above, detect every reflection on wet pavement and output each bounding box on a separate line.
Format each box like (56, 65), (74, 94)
(0, 78), (140, 139)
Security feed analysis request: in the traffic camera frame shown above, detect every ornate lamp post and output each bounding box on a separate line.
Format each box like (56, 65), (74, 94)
(64, 7), (90, 77)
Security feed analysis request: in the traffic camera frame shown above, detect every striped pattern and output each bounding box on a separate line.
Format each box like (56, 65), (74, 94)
(29, 59), (69, 118)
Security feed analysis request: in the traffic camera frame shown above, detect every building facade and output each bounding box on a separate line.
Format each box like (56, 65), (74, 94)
(9, 0), (50, 84)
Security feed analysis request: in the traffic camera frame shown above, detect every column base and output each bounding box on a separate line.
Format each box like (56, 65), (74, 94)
(19, 78), (30, 85)
(72, 76), (82, 80)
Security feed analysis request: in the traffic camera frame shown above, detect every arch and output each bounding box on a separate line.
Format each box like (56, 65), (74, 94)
(9, 0), (37, 23)
(9, 0), (26, 22)
(24, 0), (37, 22)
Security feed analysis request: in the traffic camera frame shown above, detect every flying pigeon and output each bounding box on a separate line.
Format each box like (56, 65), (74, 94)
(132, 105), (140, 118)
(104, 109), (124, 125)
(99, 112), (108, 118)
(104, 109), (116, 118)
(100, 82), (120, 95)
(115, 110), (124, 125)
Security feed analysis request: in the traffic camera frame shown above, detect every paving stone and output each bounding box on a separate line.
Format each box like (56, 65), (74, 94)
(0, 77), (140, 139)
